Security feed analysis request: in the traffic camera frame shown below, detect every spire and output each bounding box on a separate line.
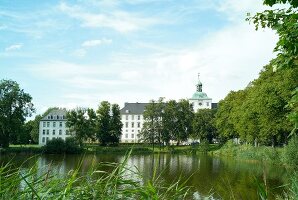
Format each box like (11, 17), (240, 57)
(196, 73), (202, 92)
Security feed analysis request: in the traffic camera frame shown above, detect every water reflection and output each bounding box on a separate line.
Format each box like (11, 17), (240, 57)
(0, 153), (289, 199)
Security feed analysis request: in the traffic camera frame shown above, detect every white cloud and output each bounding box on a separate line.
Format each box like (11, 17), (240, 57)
(81, 38), (112, 47)
(58, 2), (165, 33)
(5, 44), (23, 51)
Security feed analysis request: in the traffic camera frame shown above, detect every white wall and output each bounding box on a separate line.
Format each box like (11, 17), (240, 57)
(38, 120), (70, 146)
(120, 114), (144, 143)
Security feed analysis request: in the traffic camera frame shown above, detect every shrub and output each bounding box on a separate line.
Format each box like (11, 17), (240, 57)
(283, 137), (298, 168)
(43, 138), (65, 154)
(43, 138), (82, 154)
(65, 137), (82, 154)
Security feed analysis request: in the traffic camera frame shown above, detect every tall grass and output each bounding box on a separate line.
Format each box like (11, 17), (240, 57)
(0, 151), (190, 200)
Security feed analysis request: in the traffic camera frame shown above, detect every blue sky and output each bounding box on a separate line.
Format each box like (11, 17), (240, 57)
(0, 0), (278, 115)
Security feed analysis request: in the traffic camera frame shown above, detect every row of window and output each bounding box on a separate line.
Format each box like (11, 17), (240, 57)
(47, 115), (66, 120)
(43, 121), (64, 128)
(42, 129), (69, 135)
(41, 136), (64, 143)
(194, 102), (210, 106)
(124, 133), (140, 139)
(125, 122), (141, 128)
(124, 129), (141, 133)
(122, 115), (142, 121)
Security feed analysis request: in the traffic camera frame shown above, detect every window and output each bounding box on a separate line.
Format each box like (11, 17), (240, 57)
(53, 130), (55, 135)
(131, 122), (134, 128)
(50, 115), (53, 119)
(131, 134), (134, 138)
(126, 115), (128, 120)
(53, 122), (56, 127)
(198, 102), (202, 106)
(47, 116), (50, 119)
(47, 122), (50, 127)
(59, 130), (62, 135)
(137, 122), (140, 128)
(137, 115), (140, 120)
(126, 130), (128, 132)
(125, 110), (129, 113)
(207, 102), (210, 106)
(46, 130), (49, 135)
(46, 137), (49, 142)
(42, 137), (45, 143)
(63, 115), (65, 119)
(132, 129), (134, 132)
(59, 122), (63, 127)
(125, 122), (128, 128)
(43, 122), (46, 127)
(132, 115), (134, 120)
(43, 130), (45, 135)
(57, 115), (59, 119)
(125, 134), (128, 138)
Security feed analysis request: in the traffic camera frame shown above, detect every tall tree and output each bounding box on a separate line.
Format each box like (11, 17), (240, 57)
(192, 109), (217, 144)
(66, 108), (95, 147)
(110, 104), (123, 144)
(163, 100), (179, 146)
(174, 99), (194, 145)
(141, 100), (158, 148)
(0, 80), (35, 148)
(96, 101), (111, 146)
(248, 0), (298, 135)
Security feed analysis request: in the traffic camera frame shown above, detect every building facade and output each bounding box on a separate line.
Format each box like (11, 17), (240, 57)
(120, 103), (148, 143)
(189, 73), (212, 112)
(38, 108), (71, 146)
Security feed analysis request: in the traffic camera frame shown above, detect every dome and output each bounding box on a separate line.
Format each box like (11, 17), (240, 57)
(191, 91), (209, 99)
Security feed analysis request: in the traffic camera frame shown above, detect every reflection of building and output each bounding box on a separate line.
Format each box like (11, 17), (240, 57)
(120, 103), (148, 143)
(189, 73), (212, 112)
(38, 109), (71, 145)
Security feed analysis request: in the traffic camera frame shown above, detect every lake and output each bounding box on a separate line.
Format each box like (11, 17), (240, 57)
(0, 153), (290, 199)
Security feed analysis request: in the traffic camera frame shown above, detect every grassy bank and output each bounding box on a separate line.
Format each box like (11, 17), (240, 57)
(1, 143), (221, 155)
(211, 138), (298, 168)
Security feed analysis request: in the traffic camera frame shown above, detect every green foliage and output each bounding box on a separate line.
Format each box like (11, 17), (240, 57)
(283, 137), (298, 168)
(96, 101), (123, 146)
(66, 107), (96, 147)
(141, 98), (194, 147)
(215, 65), (297, 146)
(192, 109), (217, 143)
(43, 138), (66, 154)
(43, 137), (82, 154)
(0, 79), (35, 148)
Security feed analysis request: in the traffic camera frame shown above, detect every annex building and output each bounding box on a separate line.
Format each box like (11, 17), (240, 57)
(38, 108), (71, 145)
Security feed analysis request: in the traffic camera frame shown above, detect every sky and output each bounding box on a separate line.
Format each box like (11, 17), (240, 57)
(0, 0), (279, 115)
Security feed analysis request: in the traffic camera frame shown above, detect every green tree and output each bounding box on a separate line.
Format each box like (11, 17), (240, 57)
(248, 0), (298, 135)
(163, 100), (179, 146)
(174, 99), (194, 145)
(109, 104), (123, 144)
(0, 80), (35, 148)
(66, 108), (95, 147)
(192, 109), (217, 144)
(96, 101), (111, 146)
(141, 100), (158, 149)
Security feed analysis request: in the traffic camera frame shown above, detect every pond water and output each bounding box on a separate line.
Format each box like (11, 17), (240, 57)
(0, 153), (290, 199)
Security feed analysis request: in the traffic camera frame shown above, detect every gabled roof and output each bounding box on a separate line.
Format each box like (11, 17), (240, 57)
(40, 108), (67, 121)
(120, 103), (149, 115)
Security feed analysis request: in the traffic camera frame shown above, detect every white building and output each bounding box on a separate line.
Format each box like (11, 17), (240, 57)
(119, 74), (216, 143)
(38, 108), (71, 146)
(189, 73), (212, 112)
(120, 103), (148, 143)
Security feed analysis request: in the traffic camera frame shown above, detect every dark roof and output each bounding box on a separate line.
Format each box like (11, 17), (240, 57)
(120, 103), (149, 114)
(211, 103), (218, 109)
(40, 108), (67, 121)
